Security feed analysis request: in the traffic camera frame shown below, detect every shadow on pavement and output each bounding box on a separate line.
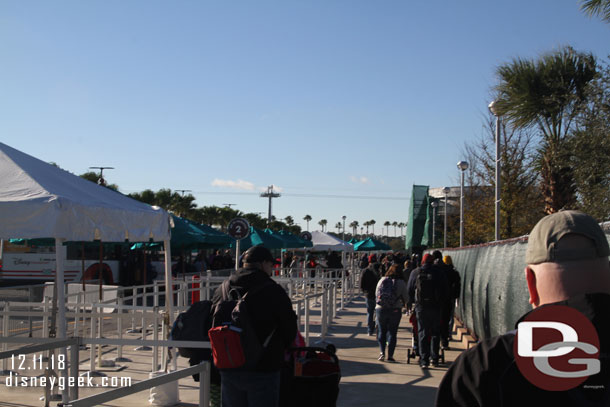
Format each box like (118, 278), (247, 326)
(338, 381), (438, 407)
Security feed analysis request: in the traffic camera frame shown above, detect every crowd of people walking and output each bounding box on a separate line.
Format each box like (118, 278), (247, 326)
(359, 249), (461, 368)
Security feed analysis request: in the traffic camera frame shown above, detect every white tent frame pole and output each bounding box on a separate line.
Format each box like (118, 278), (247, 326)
(55, 238), (67, 339)
(55, 238), (70, 403)
(163, 239), (173, 317)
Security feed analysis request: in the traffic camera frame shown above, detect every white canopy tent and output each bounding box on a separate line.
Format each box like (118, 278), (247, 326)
(310, 231), (354, 252)
(0, 142), (173, 342)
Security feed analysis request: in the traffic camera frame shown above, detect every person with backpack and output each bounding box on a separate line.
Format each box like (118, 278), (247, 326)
(407, 253), (450, 368)
(375, 264), (409, 362)
(360, 260), (380, 336)
(210, 245), (297, 407)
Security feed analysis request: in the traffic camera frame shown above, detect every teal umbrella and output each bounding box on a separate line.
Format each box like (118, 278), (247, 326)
(231, 226), (285, 250)
(354, 237), (391, 251)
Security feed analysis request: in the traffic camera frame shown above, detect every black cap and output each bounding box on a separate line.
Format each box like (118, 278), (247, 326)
(243, 245), (279, 264)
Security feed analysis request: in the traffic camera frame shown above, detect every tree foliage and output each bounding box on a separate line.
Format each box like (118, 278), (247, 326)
(494, 46), (597, 213)
(571, 58), (610, 221)
(581, 0), (610, 23)
(463, 115), (544, 240)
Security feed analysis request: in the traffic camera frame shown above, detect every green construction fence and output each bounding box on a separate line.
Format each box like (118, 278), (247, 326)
(438, 227), (610, 341)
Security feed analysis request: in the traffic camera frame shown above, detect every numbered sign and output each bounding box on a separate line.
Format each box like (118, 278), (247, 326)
(228, 218), (250, 240)
(300, 231), (312, 241)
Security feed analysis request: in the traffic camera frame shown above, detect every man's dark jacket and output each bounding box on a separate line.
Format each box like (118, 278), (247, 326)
(360, 266), (379, 299)
(211, 268), (297, 372)
(406, 263), (450, 310)
(436, 293), (610, 406)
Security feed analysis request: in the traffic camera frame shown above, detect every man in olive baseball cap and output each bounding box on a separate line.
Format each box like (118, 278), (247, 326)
(436, 211), (610, 406)
(524, 210), (610, 308)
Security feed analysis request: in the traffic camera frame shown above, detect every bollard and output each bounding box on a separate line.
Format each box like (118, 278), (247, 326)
(192, 275), (200, 303)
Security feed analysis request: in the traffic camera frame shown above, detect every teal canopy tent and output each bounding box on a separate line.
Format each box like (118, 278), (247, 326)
(279, 230), (313, 248)
(354, 237), (391, 251)
(347, 237), (360, 244)
(131, 215), (231, 251)
(231, 226), (285, 250)
(264, 229), (313, 249)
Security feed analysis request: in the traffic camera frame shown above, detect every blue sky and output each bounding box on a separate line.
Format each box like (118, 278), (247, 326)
(1, 1), (608, 235)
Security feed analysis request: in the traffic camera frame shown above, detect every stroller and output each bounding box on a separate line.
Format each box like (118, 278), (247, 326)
(280, 344), (341, 407)
(406, 311), (445, 365)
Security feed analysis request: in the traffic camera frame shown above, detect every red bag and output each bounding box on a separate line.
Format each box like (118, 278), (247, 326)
(208, 325), (246, 369)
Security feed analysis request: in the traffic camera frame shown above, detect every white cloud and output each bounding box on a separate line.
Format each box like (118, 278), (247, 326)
(211, 179), (256, 191)
(350, 176), (370, 184)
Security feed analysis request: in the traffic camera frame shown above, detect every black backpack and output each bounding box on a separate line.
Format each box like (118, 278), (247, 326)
(170, 300), (213, 359)
(209, 280), (275, 370)
(415, 268), (440, 306)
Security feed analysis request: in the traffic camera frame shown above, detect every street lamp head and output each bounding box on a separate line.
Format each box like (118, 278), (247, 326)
(442, 186), (450, 195)
(342, 215), (346, 221)
(488, 100), (500, 116)
(457, 161), (469, 171)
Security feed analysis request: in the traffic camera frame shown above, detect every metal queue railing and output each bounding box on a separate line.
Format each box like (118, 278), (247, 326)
(0, 266), (360, 405)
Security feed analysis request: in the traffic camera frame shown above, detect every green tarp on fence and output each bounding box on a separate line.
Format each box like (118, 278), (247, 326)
(441, 230), (610, 341)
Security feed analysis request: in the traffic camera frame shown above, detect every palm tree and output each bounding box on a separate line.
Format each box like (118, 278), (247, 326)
(494, 47), (596, 214)
(349, 220), (359, 237)
(335, 222), (342, 233)
(392, 221), (398, 236)
(369, 219), (376, 235)
(580, 0), (610, 23)
(303, 215), (312, 231)
(284, 216), (294, 226)
(364, 221), (370, 235)
(398, 222), (406, 236)
(384, 221), (391, 237)
(318, 219), (327, 232)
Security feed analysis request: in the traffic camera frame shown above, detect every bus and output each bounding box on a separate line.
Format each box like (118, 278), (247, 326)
(0, 240), (121, 286)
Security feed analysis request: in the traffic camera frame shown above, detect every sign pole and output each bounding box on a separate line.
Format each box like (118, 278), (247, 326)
(235, 239), (240, 272)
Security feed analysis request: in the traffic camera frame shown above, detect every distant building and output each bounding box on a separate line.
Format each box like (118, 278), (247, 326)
(428, 187), (460, 216)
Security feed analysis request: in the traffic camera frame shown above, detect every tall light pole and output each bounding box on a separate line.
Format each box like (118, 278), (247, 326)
(342, 215), (346, 242)
(89, 166), (114, 186)
(442, 186), (450, 248)
(488, 100), (501, 241)
(260, 185), (281, 227)
(431, 200), (438, 247)
(457, 161), (469, 247)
